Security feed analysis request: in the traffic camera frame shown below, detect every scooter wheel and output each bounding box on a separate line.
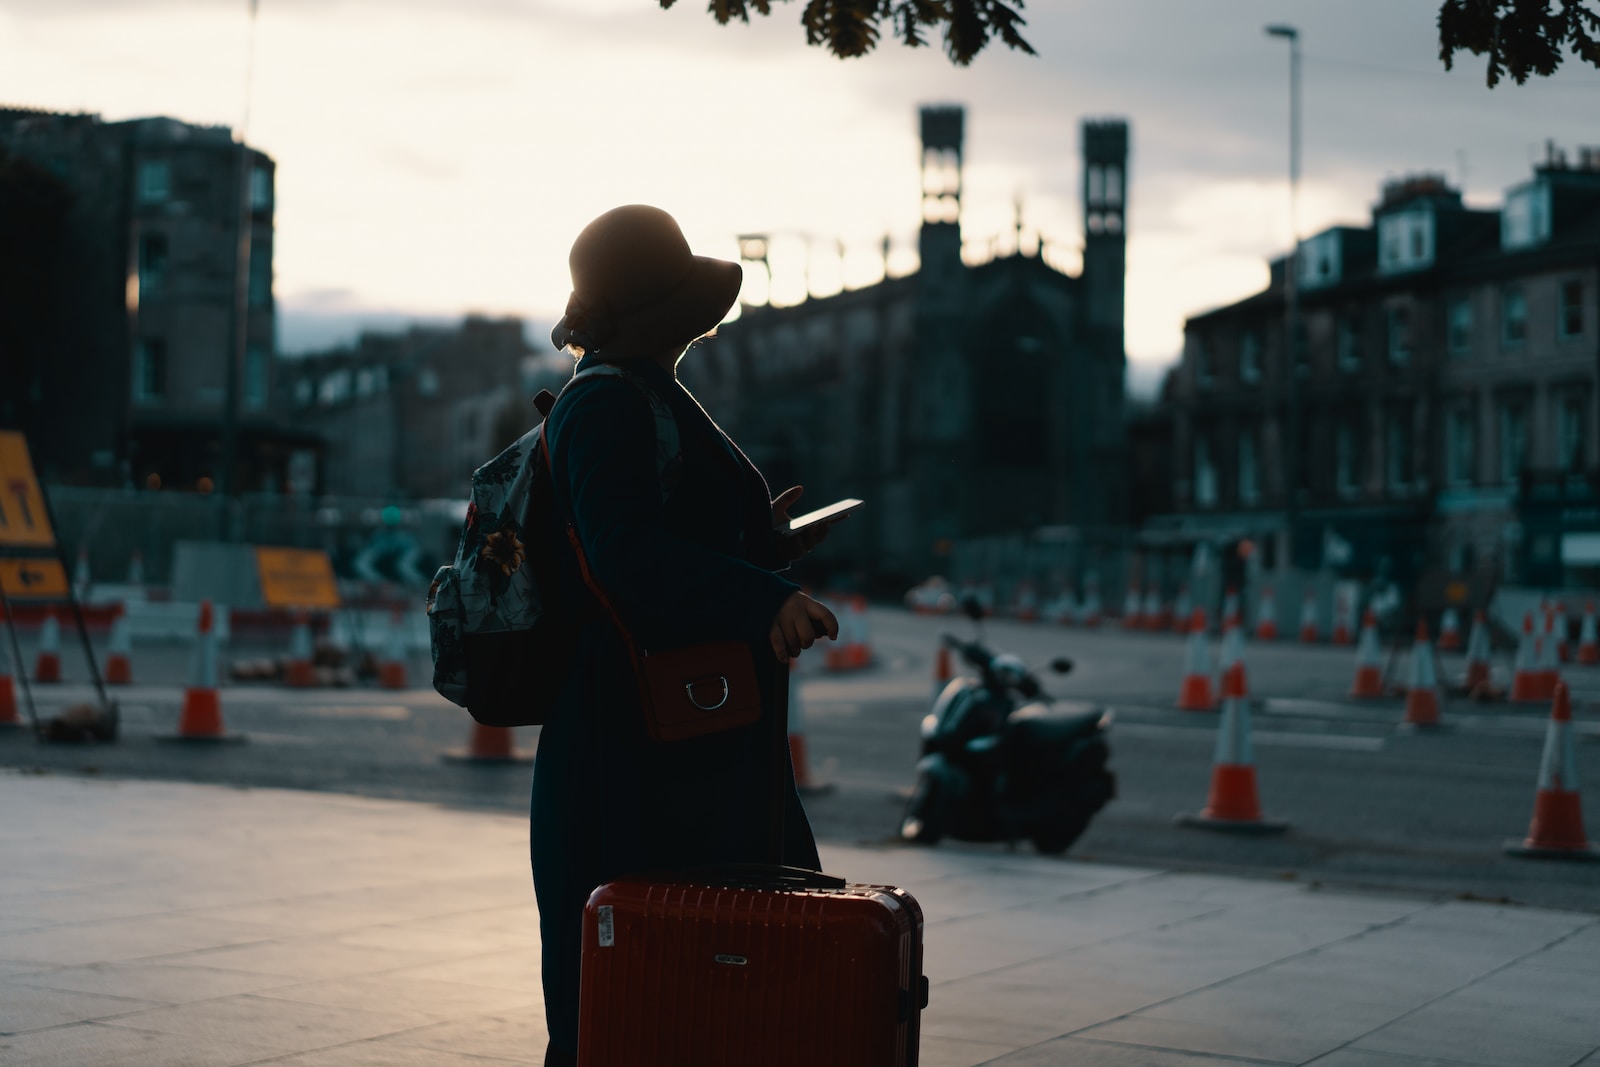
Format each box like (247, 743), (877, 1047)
(900, 772), (944, 845)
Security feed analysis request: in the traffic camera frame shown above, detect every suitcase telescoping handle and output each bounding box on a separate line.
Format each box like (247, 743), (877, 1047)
(768, 653), (789, 867)
(689, 863), (848, 892)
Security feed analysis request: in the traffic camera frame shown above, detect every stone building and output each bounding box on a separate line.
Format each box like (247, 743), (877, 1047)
(277, 316), (539, 500)
(685, 106), (1131, 588)
(0, 106), (299, 491)
(1153, 145), (1600, 591)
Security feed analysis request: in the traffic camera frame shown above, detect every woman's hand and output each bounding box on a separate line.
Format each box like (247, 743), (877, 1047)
(768, 591), (838, 664)
(771, 486), (841, 563)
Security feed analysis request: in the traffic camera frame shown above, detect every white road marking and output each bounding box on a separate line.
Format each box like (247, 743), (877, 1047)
(1114, 722), (1386, 752)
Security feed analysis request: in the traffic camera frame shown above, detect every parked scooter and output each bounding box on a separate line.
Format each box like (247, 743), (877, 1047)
(901, 599), (1115, 854)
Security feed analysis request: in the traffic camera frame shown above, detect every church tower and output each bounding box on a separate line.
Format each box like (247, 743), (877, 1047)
(1077, 119), (1130, 526)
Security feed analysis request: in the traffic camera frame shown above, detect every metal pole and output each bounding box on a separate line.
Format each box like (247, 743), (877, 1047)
(217, 0), (260, 540)
(1267, 24), (1302, 569)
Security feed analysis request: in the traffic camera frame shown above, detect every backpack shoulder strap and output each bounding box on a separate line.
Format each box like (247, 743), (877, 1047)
(554, 363), (682, 501)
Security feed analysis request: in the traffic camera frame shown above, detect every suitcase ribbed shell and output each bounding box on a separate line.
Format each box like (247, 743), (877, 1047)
(578, 876), (923, 1067)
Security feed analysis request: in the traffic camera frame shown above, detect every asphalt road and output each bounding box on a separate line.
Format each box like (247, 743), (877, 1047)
(4, 606), (1598, 912)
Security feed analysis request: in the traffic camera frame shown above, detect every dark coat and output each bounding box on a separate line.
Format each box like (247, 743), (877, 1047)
(531, 353), (821, 1056)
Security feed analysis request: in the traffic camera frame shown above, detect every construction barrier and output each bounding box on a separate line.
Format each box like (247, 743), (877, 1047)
(104, 604), (133, 685)
(1504, 682), (1597, 861)
(1176, 609), (1215, 712)
(1349, 609), (1385, 699)
(33, 609), (62, 683)
(441, 722), (533, 763)
(160, 600), (243, 743)
(1176, 662), (1288, 834)
(1401, 621), (1443, 728)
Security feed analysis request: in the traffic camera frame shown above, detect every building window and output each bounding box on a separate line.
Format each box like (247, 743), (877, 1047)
(1194, 335), (1214, 385)
(243, 346), (268, 411)
(318, 369), (351, 406)
(1194, 435), (1217, 508)
(1447, 406), (1476, 486)
(1447, 297), (1473, 356)
(1238, 425), (1259, 504)
(132, 339), (166, 402)
(1560, 280), (1584, 339)
(356, 368), (376, 398)
(1499, 401), (1528, 484)
(1335, 421), (1359, 498)
(1239, 331), (1261, 384)
(138, 234), (168, 299)
(1337, 316), (1361, 372)
(137, 160), (169, 204)
(1502, 286), (1527, 346)
(1387, 408), (1412, 491)
(1386, 306), (1411, 366)
(417, 367), (440, 397)
(1559, 395), (1586, 473)
(248, 245), (271, 307)
(1501, 181), (1551, 250)
(250, 166), (272, 211)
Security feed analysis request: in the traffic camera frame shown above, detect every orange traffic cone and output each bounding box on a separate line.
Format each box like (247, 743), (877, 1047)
(1510, 613), (1546, 703)
(932, 643), (954, 701)
(1437, 608), (1462, 652)
(1297, 589), (1319, 644)
(0, 634), (20, 726)
(441, 722), (533, 763)
(1254, 586), (1279, 641)
(1349, 609), (1385, 698)
(1578, 601), (1599, 666)
(1464, 609), (1493, 690)
(1122, 587), (1143, 630)
(1171, 585), (1191, 632)
(1331, 588), (1354, 646)
(1221, 587), (1240, 628)
(378, 608), (408, 689)
(1177, 663), (1288, 833)
(161, 600), (243, 742)
(1402, 621), (1443, 728)
(1013, 581), (1039, 623)
(1080, 585), (1102, 628)
(1176, 609), (1216, 712)
(1504, 682), (1597, 861)
(104, 604), (133, 685)
(1555, 602), (1572, 664)
(846, 595), (873, 669)
(285, 612), (316, 687)
(1535, 611), (1562, 700)
(1217, 611), (1247, 697)
(33, 609), (62, 683)
(787, 659), (832, 795)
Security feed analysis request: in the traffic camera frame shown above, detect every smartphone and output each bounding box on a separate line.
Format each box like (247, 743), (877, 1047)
(781, 498), (864, 536)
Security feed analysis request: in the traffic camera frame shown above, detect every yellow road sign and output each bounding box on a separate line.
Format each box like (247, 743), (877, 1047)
(0, 557), (69, 600)
(255, 546), (342, 610)
(0, 432), (55, 548)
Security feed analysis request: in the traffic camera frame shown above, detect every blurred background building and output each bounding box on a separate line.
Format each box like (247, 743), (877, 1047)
(1148, 143), (1600, 594)
(687, 107), (1131, 590)
(0, 106), (309, 492)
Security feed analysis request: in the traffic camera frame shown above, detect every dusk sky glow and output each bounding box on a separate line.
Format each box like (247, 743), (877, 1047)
(4, 0), (1599, 375)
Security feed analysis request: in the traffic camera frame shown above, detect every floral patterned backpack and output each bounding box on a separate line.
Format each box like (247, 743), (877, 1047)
(427, 364), (681, 726)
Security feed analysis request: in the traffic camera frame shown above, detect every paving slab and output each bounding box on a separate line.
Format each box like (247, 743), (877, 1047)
(2, 770), (1597, 1067)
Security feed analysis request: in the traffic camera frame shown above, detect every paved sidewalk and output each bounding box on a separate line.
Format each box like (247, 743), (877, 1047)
(1, 771), (1596, 1067)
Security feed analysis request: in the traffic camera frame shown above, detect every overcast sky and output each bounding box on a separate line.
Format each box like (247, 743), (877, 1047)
(4, 0), (1599, 371)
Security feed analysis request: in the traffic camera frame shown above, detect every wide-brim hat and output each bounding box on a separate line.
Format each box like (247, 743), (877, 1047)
(550, 205), (742, 356)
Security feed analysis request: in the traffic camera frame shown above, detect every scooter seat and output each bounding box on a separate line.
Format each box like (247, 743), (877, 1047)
(1003, 702), (1104, 747)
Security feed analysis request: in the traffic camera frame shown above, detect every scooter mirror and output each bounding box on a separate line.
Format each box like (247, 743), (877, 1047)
(1050, 657), (1074, 674)
(962, 597), (985, 622)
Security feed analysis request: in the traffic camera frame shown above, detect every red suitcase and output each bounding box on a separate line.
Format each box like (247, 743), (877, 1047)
(576, 661), (927, 1066)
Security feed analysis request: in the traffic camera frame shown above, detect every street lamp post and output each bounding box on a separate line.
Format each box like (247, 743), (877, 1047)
(1266, 23), (1301, 569)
